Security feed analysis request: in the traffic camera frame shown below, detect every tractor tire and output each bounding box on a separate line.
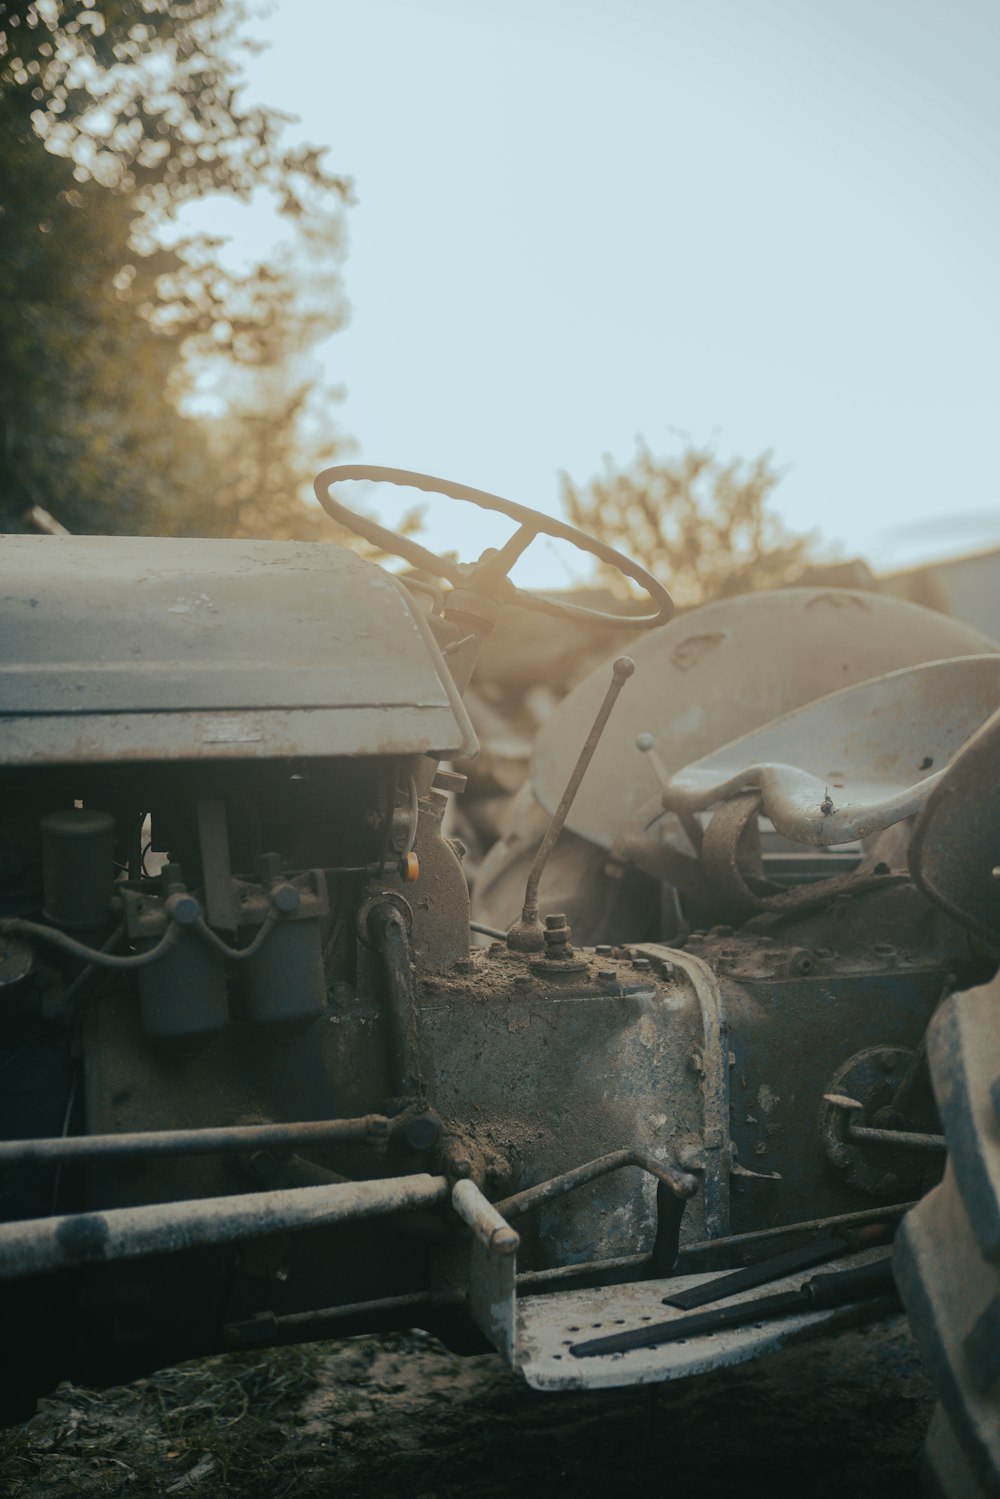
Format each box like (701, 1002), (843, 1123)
(895, 971), (1000, 1497)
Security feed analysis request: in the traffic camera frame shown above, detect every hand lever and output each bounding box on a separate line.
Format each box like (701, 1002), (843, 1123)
(507, 657), (635, 953)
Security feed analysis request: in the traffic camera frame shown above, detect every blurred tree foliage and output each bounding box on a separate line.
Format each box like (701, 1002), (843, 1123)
(0, 0), (350, 537)
(562, 441), (817, 609)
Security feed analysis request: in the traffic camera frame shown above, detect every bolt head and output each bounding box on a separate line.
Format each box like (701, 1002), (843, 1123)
(401, 1114), (442, 1152)
(166, 891), (201, 926)
(271, 883), (300, 914)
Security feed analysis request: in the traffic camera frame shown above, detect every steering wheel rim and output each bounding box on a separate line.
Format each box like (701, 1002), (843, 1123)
(312, 464), (674, 629)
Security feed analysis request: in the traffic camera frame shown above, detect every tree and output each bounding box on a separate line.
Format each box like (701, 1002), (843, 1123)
(0, 0), (350, 537)
(561, 441), (818, 609)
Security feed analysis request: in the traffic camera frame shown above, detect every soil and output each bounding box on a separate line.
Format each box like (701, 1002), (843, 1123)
(0, 1315), (934, 1498)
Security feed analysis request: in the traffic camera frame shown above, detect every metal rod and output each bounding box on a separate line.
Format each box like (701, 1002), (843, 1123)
(470, 921), (506, 940)
(452, 1178), (519, 1255)
(368, 902), (424, 1095)
(0, 1113), (397, 1168)
(848, 1123), (946, 1152)
(495, 1148), (697, 1219)
(678, 1201), (916, 1257)
(0, 1173), (451, 1279)
(507, 656), (635, 952)
(515, 1204), (919, 1296)
(224, 1291), (442, 1347)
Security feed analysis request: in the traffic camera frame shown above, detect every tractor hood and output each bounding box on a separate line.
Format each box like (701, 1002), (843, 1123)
(0, 535), (477, 766)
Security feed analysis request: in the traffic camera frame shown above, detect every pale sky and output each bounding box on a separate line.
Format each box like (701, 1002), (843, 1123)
(187, 0), (1000, 588)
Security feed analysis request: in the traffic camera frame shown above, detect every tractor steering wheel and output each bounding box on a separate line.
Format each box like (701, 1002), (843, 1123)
(312, 465), (673, 629)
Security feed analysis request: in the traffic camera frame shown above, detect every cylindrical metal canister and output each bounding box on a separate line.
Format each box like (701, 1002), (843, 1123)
(243, 919), (326, 1033)
(137, 932), (228, 1052)
(41, 808), (115, 930)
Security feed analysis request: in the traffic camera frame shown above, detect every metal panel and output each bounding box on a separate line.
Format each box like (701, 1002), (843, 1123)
(514, 1246), (896, 1391)
(0, 535), (476, 762)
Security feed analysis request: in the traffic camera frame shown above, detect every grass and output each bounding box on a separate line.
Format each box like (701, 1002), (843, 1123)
(0, 1344), (332, 1498)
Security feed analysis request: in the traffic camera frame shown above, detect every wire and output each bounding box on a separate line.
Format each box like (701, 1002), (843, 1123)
(4, 901), (281, 976)
(191, 911), (278, 962)
(1, 918), (180, 970)
(404, 776), (419, 856)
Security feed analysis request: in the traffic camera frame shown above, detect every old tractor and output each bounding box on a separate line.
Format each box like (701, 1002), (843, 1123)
(1, 467), (998, 1494)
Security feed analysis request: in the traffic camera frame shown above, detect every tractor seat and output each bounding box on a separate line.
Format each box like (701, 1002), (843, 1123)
(662, 655), (1000, 848)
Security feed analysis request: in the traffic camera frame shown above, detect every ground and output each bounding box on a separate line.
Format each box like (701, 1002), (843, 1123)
(0, 1316), (934, 1497)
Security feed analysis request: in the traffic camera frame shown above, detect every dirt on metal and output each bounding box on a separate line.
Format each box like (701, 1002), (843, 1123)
(0, 1319), (933, 1497)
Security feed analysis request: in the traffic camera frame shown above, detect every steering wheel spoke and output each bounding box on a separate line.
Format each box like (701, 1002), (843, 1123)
(312, 465), (673, 629)
(483, 522), (540, 575)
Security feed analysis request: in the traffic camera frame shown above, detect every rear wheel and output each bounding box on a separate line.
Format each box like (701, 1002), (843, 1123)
(894, 974), (1000, 1497)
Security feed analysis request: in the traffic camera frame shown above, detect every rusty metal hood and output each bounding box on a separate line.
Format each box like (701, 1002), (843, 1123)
(532, 588), (999, 851)
(0, 535), (477, 765)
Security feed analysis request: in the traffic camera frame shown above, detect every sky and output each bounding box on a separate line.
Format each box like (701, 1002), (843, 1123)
(187, 0), (1000, 589)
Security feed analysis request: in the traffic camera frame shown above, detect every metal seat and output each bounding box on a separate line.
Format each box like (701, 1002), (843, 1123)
(663, 655), (1000, 847)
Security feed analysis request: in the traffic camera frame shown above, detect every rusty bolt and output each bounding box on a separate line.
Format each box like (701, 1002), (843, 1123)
(399, 1112), (442, 1153)
(454, 957), (475, 975)
(597, 968), (617, 983)
(546, 913), (568, 930)
(595, 944), (613, 956)
(631, 957), (651, 972)
(878, 1049), (898, 1073)
(831, 1145), (853, 1170)
(687, 1051), (706, 1077)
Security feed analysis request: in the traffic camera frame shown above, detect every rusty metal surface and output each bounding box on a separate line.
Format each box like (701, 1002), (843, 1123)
(632, 944), (732, 1237)
(531, 588), (998, 851)
(0, 535), (476, 764)
(417, 944), (711, 1258)
(665, 655), (1000, 847)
